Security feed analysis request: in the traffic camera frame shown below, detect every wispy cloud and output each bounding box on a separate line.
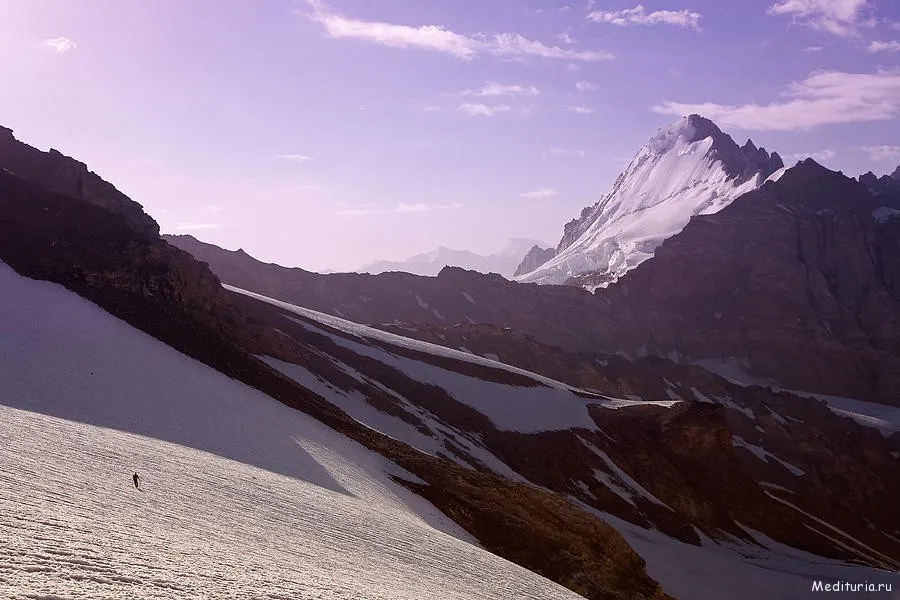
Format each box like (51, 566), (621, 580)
(568, 105), (595, 114)
(304, 0), (611, 62)
(519, 188), (560, 200)
(543, 147), (585, 159)
(336, 201), (463, 216)
(588, 5), (702, 30)
(424, 105), (442, 112)
(804, 45), (825, 51)
(785, 149), (836, 162)
(275, 154), (312, 161)
(490, 33), (613, 62)
(653, 69), (900, 131)
(575, 81), (599, 92)
(863, 145), (900, 162)
(458, 103), (512, 117)
(464, 82), (540, 97)
(175, 223), (221, 231)
(869, 40), (900, 52)
(767, 0), (873, 37)
(41, 37), (77, 53)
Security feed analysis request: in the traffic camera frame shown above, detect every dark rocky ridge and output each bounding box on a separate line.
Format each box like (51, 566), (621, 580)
(860, 167), (900, 203)
(0, 126), (158, 237)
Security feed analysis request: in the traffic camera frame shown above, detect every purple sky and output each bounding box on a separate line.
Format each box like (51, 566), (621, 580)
(2, 0), (900, 271)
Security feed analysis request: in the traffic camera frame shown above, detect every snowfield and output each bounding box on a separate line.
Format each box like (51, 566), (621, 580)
(227, 285), (630, 434)
(0, 262), (584, 599)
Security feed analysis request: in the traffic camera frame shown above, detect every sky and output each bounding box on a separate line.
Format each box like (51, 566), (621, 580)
(1, 0), (900, 272)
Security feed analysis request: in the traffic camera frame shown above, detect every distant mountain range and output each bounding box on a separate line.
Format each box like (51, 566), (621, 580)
(357, 238), (551, 278)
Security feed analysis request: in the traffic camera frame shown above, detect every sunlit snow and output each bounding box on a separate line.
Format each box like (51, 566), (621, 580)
(0, 262), (584, 599)
(518, 117), (763, 287)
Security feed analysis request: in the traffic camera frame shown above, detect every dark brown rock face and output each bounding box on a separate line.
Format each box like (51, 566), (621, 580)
(0, 125), (158, 237)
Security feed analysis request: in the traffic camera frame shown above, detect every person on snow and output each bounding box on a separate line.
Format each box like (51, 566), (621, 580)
(133, 472), (140, 490)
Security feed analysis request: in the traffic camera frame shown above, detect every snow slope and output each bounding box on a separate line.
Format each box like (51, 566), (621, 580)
(517, 116), (766, 288)
(228, 284), (681, 436)
(0, 262), (584, 599)
(593, 511), (899, 600)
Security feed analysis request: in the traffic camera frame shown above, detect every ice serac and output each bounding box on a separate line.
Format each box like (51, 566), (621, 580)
(513, 245), (556, 277)
(517, 115), (783, 289)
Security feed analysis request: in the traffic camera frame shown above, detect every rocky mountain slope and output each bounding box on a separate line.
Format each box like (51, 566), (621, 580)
(590, 159), (900, 405)
(0, 264), (596, 600)
(0, 125), (158, 237)
(359, 238), (550, 278)
(516, 115), (783, 288)
(169, 157), (900, 405)
(0, 127), (669, 600)
(230, 286), (900, 576)
(5, 124), (900, 597)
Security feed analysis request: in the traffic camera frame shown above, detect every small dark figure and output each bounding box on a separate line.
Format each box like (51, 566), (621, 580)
(133, 472), (140, 489)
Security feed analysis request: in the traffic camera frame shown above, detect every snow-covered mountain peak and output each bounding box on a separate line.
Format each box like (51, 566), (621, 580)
(516, 115), (783, 289)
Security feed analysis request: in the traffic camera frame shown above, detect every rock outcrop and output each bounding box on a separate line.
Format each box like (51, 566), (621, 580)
(0, 125), (158, 237)
(514, 244), (556, 277)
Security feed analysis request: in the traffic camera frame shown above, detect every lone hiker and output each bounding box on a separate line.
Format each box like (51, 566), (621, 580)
(133, 472), (140, 490)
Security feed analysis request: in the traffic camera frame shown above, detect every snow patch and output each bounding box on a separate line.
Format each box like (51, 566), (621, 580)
(690, 387), (713, 403)
(764, 491), (896, 570)
(580, 438), (672, 509)
(732, 436), (805, 477)
(765, 166), (787, 183)
(576, 507), (898, 600)
(787, 390), (900, 437)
